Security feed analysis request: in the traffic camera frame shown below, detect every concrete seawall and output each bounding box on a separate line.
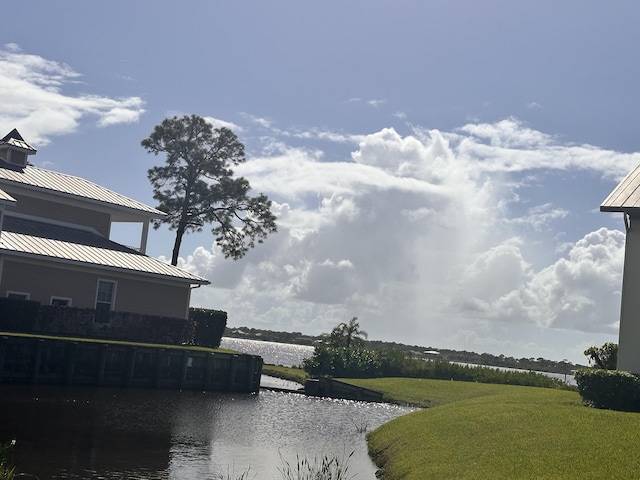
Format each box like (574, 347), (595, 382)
(0, 334), (262, 393)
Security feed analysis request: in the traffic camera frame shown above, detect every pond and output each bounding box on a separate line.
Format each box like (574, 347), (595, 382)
(1, 337), (415, 479)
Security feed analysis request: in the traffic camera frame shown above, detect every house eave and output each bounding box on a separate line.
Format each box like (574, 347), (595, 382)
(0, 249), (210, 286)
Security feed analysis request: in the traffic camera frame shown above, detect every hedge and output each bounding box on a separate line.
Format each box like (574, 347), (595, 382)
(0, 297), (40, 332)
(190, 308), (227, 348)
(575, 368), (640, 412)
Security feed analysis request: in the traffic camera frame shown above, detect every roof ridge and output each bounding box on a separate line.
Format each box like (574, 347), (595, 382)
(0, 128), (36, 152)
(1, 128), (24, 142)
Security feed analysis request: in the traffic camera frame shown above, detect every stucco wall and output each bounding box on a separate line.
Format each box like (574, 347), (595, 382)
(0, 258), (191, 319)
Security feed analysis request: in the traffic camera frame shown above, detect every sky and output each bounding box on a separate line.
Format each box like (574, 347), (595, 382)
(3, 1), (640, 364)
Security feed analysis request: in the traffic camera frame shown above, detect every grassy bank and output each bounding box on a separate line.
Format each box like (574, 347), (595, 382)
(345, 377), (640, 479)
(262, 364), (307, 384)
(0, 331), (236, 353)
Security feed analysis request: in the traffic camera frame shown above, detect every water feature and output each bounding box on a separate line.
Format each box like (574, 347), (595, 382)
(1, 338), (415, 479)
(220, 337), (313, 368)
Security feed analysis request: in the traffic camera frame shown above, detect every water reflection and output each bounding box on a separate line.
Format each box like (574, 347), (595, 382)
(220, 338), (313, 368)
(1, 385), (414, 479)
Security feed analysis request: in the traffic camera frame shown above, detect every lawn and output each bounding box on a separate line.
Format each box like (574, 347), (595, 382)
(262, 364), (308, 384)
(345, 377), (640, 479)
(0, 330), (237, 353)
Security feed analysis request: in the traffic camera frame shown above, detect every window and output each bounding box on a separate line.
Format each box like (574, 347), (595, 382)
(50, 297), (72, 307)
(7, 291), (29, 300)
(95, 280), (116, 323)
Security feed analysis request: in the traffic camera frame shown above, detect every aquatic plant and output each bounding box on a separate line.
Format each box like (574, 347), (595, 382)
(278, 451), (355, 480)
(213, 465), (255, 480)
(0, 440), (16, 480)
(352, 417), (370, 434)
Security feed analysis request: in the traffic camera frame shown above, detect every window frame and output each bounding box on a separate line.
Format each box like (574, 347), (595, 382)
(6, 291), (30, 300)
(50, 296), (72, 307)
(95, 279), (117, 323)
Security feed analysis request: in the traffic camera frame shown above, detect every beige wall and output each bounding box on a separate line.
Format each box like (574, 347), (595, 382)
(0, 258), (191, 319)
(3, 191), (111, 236)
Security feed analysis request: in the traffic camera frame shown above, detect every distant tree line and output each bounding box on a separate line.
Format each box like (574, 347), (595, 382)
(301, 318), (572, 389)
(224, 325), (582, 374)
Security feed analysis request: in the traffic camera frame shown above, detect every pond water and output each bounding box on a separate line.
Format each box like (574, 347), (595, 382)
(1, 338), (415, 479)
(220, 337), (314, 368)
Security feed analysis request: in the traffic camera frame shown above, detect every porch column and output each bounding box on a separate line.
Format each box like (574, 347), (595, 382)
(618, 215), (640, 373)
(139, 220), (150, 254)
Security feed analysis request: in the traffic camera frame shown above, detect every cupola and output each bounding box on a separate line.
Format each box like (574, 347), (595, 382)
(0, 129), (36, 168)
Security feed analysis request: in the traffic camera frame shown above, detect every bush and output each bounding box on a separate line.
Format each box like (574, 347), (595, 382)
(302, 344), (571, 388)
(190, 308), (227, 348)
(575, 368), (640, 411)
(302, 344), (382, 378)
(0, 298), (40, 332)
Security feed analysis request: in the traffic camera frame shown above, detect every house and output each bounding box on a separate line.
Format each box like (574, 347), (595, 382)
(0, 128), (209, 324)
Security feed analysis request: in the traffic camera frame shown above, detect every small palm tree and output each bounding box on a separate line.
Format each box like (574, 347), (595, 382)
(329, 317), (367, 348)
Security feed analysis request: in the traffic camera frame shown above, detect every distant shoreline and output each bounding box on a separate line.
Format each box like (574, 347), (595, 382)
(224, 326), (584, 375)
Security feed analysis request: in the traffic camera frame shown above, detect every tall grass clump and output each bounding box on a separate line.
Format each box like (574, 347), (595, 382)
(278, 451), (355, 480)
(214, 467), (255, 480)
(0, 441), (16, 480)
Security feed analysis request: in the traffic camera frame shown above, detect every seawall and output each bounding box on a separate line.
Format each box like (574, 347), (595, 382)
(0, 333), (262, 393)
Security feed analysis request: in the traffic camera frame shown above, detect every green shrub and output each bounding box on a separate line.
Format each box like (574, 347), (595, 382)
(0, 298), (40, 332)
(575, 368), (640, 411)
(303, 345), (568, 388)
(190, 308), (227, 348)
(302, 344), (381, 378)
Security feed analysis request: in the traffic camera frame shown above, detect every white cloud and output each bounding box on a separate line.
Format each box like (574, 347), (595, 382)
(0, 44), (145, 144)
(182, 119), (631, 362)
(204, 116), (243, 133)
(367, 99), (386, 107)
(451, 119), (640, 180)
(454, 228), (624, 334)
(509, 203), (569, 231)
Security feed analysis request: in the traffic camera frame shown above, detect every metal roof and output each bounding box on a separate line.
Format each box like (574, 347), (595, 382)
(0, 163), (165, 218)
(0, 129), (36, 152)
(601, 163), (640, 213)
(0, 216), (209, 285)
(0, 188), (16, 205)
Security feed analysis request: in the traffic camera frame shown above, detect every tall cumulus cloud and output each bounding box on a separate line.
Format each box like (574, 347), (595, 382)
(184, 119), (635, 363)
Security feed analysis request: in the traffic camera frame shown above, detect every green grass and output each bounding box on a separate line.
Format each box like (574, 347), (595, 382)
(343, 378), (640, 480)
(0, 330), (235, 354)
(262, 364), (308, 384)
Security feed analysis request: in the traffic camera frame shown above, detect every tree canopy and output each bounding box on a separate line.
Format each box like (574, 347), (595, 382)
(584, 342), (618, 370)
(328, 316), (368, 348)
(141, 115), (277, 265)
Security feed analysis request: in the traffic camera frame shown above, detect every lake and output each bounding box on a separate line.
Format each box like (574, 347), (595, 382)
(0, 338), (415, 479)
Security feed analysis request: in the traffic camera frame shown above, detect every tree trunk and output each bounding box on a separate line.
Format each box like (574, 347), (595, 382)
(171, 225), (186, 266)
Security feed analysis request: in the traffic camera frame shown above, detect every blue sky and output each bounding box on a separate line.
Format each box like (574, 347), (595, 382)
(3, 1), (640, 364)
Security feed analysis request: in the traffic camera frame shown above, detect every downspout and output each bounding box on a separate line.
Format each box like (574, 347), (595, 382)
(185, 283), (203, 319)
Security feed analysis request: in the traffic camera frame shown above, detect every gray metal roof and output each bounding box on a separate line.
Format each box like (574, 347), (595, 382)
(0, 216), (209, 285)
(601, 163), (640, 213)
(0, 129), (36, 152)
(0, 163), (165, 218)
(0, 188), (16, 205)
